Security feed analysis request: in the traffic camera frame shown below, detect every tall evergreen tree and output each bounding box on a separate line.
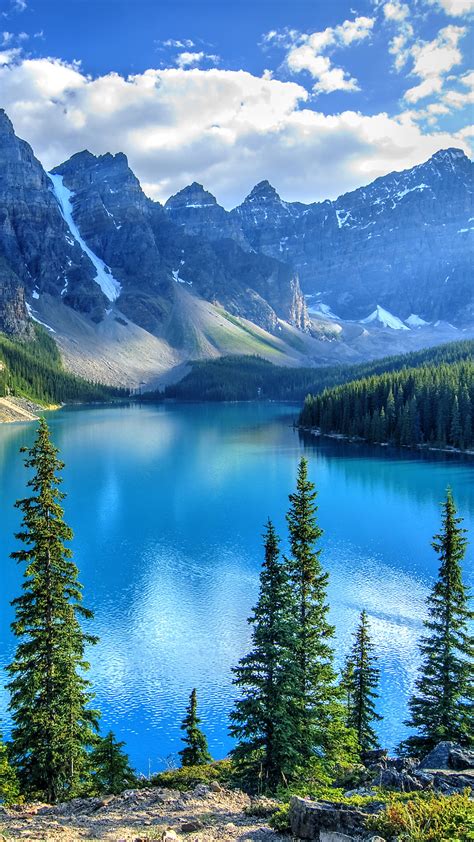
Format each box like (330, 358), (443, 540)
(401, 490), (473, 754)
(346, 611), (382, 754)
(90, 732), (136, 795)
(179, 689), (211, 767)
(285, 458), (343, 761)
(6, 419), (99, 802)
(230, 520), (298, 791)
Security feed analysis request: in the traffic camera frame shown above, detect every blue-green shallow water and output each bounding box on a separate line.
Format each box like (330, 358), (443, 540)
(0, 402), (473, 774)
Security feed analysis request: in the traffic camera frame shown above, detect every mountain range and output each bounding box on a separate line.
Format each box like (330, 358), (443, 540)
(0, 108), (472, 387)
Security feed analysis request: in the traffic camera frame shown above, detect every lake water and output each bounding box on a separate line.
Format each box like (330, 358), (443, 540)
(0, 403), (473, 774)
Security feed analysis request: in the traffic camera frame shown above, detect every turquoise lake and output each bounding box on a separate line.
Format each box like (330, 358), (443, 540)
(0, 402), (473, 774)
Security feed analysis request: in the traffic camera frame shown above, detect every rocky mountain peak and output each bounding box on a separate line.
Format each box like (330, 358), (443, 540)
(429, 147), (469, 165)
(165, 182), (218, 209)
(0, 108), (15, 136)
(244, 179), (281, 204)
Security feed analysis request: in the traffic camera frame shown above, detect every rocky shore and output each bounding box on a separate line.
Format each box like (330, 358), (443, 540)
(0, 395), (47, 423)
(0, 783), (286, 842)
(1, 743), (472, 842)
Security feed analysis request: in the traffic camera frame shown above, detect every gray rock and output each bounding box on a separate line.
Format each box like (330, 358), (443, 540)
(180, 819), (203, 831)
(289, 796), (369, 840)
(319, 833), (356, 842)
(448, 748), (474, 770)
(418, 741), (458, 770)
(378, 769), (423, 791)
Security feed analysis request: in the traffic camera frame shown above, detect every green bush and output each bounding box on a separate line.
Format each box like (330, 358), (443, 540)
(150, 759), (232, 791)
(366, 791), (474, 842)
(269, 802), (291, 833)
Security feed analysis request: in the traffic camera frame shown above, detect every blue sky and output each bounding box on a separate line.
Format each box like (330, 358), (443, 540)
(0, 0), (472, 206)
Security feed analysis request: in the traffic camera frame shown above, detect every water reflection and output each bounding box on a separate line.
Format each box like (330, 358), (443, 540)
(0, 403), (472, 771)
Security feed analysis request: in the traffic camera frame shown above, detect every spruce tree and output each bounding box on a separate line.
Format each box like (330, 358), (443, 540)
(346, 611), (382, 754)
(90, 732), (136, 794)
(0, 735), (20, 805)
(285, 458), (343, 761)
(6, 418), (99, 802)
(401, 490), (473, 754)
(179, 689), (211, 767)
(230, 520), (298, 791)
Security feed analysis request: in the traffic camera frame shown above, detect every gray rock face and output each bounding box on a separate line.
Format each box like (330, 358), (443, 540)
(52, 148), (309, 334)
(0, 111), (308, 339)
(165, 182), (248, 247)
(0, 106), (471, 350)
(0, 109), (106, 322)
(167, 150), (474, 326)
(0, 266), (32, 337)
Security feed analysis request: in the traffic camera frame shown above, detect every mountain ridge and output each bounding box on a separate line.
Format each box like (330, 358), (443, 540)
(0, 107), (472, 387)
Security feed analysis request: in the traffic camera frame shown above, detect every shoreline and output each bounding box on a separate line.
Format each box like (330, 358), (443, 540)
(299, 425), (474, 459)
(0, 396), (61, 424)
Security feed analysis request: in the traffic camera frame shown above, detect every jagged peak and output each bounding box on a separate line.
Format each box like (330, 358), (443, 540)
(429, 147), (469, 164)
(53, 149), (130, 175)
(165, 181), (218, 208)
(0, 108), (15, 135)
(244, 179), (281, 203)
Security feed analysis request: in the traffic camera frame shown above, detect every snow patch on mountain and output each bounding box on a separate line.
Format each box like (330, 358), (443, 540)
(49, 173), (121, 303)
(307, 301), (340, 320)
(26, 302), (56, 333)
(406, 313), (430, 327)
(361, 305), (409, 331)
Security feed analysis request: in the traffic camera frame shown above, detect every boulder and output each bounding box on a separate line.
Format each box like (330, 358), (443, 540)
(448, 748), (474, 770)
(418, 741), (458, 770)
(362, 749), (388, 767)
(289, 796), (369, 840)
(180, 819), (204, 832)
(378, 769), (423, 792)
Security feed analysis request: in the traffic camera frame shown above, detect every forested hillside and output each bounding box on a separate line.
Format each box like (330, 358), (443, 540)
(0, 327), (124, 405)
(165, 340), (474, 403)
(299, 358), (474, 451)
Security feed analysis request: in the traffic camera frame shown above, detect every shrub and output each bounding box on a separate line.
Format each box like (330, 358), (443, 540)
(149, 759), (232, 791)
(366, 791), (474, 842)
(269, 803), (291, 833)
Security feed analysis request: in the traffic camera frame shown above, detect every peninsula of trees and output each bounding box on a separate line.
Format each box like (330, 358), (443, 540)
(299, 358), (474, 451)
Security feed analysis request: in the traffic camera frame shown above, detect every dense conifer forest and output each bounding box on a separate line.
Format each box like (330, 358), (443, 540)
(299, 357), (474, 451)
(0, 327), (125, 405)
(165, 340), (474, 403)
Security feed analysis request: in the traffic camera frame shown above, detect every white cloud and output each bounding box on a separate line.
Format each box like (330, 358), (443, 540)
(442, 86), (474, 108)
(175, 51), (219, 69)
(0, 47), (20, 64)
(265, 16), (374, 95)
(159, 38), (195, 49)
(403, 24), (466, 102)
(0, 55), (471, 208)
(382, 0), (414, 72)
(424, 0), (474, 16)
(404, 75), (444, 102)
(388, 25), (415, 70)
(460, 70), (474, 86)
(383, 2), (410, 21)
